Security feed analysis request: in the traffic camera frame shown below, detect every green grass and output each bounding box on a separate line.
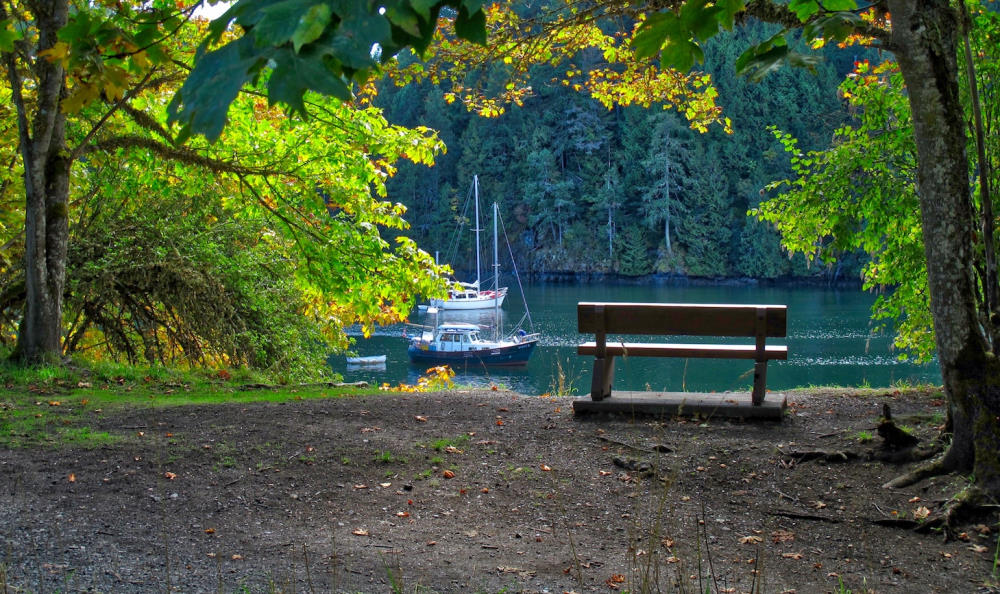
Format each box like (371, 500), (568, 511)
(0, 360), (390, 449)
(425, 434), (471, 451)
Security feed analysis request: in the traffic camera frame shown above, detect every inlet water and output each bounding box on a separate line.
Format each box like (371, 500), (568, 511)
(332, 283), (941, 396)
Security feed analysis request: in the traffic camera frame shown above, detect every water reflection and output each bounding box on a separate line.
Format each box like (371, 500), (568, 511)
(334, 283), (940, 395)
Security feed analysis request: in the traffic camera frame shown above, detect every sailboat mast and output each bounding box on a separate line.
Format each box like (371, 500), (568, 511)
(493, 201), (500, 340)
(473, 175), (482, 288)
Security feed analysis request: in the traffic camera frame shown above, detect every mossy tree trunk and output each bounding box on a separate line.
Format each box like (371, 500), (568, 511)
(887, 0), (1000, 493)
(5, 0), (71, 363)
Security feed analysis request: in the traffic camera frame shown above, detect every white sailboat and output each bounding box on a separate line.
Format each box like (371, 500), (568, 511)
(426, 175), (508, 311)
(409, 201), (539, 367)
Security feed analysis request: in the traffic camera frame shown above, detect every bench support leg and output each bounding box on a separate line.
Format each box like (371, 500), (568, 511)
(752, 360), (768, 406)
(590, 357), (615, 401)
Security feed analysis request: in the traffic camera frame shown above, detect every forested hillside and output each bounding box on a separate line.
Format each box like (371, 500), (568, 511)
(377, 22), (866, 282)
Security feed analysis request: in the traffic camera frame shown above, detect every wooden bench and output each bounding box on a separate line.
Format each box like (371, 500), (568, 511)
(576, 302), (788, 417)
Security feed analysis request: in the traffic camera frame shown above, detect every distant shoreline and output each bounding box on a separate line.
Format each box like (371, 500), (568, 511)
(469, 269), (868, 289)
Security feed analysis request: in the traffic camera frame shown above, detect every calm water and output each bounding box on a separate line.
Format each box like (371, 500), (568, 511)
(332, 283), (941, 396)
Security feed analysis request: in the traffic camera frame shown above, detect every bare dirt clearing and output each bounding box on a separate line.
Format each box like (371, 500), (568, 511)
(2, 387), (997, 593)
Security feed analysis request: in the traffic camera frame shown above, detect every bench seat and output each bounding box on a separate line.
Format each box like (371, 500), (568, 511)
(578, 342), (788, 360)
(577, 302), (788, 410)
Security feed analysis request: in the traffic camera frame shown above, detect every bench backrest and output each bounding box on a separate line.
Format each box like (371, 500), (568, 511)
(578, 302), (787, 338)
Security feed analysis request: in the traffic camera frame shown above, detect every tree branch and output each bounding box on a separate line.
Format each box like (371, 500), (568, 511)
(87, 135), (280, 176)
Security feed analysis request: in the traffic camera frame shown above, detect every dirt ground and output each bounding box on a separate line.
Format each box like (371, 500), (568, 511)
(2, 386), (999, 593)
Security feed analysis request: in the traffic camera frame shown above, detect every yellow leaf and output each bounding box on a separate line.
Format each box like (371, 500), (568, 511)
(39, 41), (70, 64)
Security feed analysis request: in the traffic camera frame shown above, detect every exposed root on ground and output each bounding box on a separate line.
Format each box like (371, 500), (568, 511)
(916, 487), (1000, 539)
(883, 456), (952, 489)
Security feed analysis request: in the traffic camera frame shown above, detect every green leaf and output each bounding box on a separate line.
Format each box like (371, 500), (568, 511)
(788, 0), (820, 21)
(320, 10), (391, 70)
(680, 0), (722, 41)
(0, 19), (23, 51)
(292, 3), (332, 53)
(632, 11), (680, 60)
(267, 46), (352, 115)
(254, 0), (325, 46)
(821, 0), (858, 10)
(661, 37), (703, 72)
(805, 13), (863, 42)
(736, 43), (790, 81)
(168, 36), (267, 142)
(454, 3), (486, 45)
(718, 0), (746, 30)
(409, 0), (438, 21)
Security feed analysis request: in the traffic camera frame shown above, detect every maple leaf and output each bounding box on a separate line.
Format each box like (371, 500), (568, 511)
(540, 464), (552, 471)
(782, 552), (804, 559)
(771, 529), (795, 543)
(352, 528), (370, 536)
(68, 473), (76, 482)
(739, 535), (763, 545)
(442, 469), (456, 479)
(913, 506), (931, 519)
(164, 472), (177, 480)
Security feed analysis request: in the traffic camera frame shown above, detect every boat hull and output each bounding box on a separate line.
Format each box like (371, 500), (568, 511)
(346, 355), (387, 366)
(428, 293), (507, 311)
(407, 340), (536, 367)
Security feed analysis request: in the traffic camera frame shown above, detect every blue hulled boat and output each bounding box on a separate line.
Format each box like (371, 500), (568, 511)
(407, 322), (539, 367)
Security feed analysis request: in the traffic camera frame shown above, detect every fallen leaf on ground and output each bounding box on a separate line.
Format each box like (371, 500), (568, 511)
(414, 415), (428, 422)
(771, 529), (795, 543)
(442, 470), (456, 479)
(540, 464), (552, 471)
(68, 473), (76, 483)
(739, 535), (763, 544)
(913, 506), (931, 519)
(782, 552), (804, 559)
(353, 484), (368, 489)
(164, 472), (177, 480)
(231, 554), (242, 560)
(204, 528), (215, 534)
(352, 529), (369, 536)
(970, 545), (989, 553)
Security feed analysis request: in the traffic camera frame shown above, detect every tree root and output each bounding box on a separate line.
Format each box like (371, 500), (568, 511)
(882, 456), (952, 489)
(915, 487), (1000, 539)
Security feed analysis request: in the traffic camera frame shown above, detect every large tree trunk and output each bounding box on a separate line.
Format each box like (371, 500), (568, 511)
(8, 0), (70, 363)
(888, 0), (1000, 494)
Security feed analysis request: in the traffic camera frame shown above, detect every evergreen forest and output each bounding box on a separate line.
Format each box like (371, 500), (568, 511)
(377, 20), (867, 282)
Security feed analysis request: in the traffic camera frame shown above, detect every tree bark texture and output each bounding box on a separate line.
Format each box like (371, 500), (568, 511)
(11, 0), (70, 362)
(888, 0), (1000, 493)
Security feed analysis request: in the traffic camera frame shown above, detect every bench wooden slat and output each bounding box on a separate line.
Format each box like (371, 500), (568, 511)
(577, 342), (788, 360)
(576, 301), (788, 409)
(578, 302), (786, 338)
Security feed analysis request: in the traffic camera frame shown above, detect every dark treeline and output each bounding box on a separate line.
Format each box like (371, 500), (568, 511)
(377, 21), (870, 284)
